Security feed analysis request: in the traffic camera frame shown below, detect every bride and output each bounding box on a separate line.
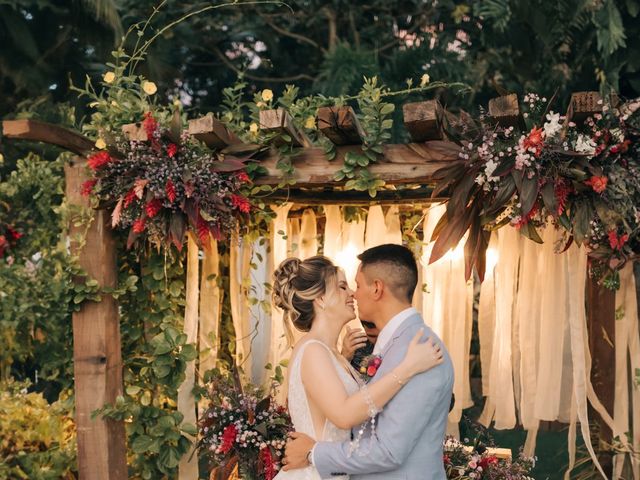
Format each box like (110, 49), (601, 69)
(272, 255), (443, 479)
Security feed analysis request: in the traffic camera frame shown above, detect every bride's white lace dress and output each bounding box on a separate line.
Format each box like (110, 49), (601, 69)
(275, 339), (360, 480)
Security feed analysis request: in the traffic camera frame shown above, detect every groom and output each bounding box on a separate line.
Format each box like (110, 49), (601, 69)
(283, 243), (454, 479)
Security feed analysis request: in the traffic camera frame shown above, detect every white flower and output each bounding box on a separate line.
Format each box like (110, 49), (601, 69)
(484, 159), (498, 178)
(475, 174), (485, 186)
(420, 73), (430, 87)
(543, 111), (562, 138)
(574, 134), (596, 155)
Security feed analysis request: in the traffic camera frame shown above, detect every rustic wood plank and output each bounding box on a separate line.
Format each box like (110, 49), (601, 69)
(402, 100), (443, 141)
(488, 94), (523, 128)
(586, 276), (615, 478)
(259, 108), (311, 147)
(565, 91), (603, 125)
(1, 119), (94, 155)
(316, 106), (365, 145)
(121, 122), (149, 141)
(267, 186), (436, 205)
(65, 159), (127, 480)
(188, 114), (241, 148)
(254, 141), (461, 187)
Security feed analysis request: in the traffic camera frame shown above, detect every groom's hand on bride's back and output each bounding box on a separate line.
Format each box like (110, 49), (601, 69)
(282, 432), (316, 471)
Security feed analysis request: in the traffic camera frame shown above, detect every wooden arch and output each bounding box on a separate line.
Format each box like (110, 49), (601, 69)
(0, 91), (617, 478)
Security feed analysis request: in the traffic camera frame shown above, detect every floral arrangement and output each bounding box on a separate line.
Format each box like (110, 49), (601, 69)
(198, 368), (292, 480)
(358, 353), (382, 380)
(443, 436), (534, 479)
(431, 94), (640, 289)
(0, 222), (22, 259)
(82, 111), (254, 249)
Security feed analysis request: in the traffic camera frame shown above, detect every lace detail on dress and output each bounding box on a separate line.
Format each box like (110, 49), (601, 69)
(274, 339), (359, 480)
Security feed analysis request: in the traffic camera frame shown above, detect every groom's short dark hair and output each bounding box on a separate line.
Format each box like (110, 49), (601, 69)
(357, 244), (418, 303)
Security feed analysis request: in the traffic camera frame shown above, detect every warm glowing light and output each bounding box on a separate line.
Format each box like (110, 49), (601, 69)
(486, 247), (499, 272)
(442, 242), (465, 262)
(334, 243), (360, 287)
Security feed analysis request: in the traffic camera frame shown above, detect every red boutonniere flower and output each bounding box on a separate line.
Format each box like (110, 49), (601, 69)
(359, 354), (382, 380)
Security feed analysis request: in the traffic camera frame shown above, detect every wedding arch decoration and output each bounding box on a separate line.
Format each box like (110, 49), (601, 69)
(2, 13), (638, 479)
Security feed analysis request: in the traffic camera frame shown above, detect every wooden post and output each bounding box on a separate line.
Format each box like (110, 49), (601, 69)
(586, 277), (616, 477)
(316, 106), (365, 145)
(65, 158), (127, 480)
(259, 108), (311, 147)
(402, 100), (443, 141)
(488, 94), (523, 128)
(566, 91), (603, 125)
(188, 114), (241, 148)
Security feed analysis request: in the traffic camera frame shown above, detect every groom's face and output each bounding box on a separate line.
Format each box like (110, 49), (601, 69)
(353, 265), (375, 321)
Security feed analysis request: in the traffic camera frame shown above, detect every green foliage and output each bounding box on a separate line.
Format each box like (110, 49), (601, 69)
(0, 380), (77, 480)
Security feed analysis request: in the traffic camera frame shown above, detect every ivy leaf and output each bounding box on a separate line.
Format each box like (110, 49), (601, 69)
(180, 422), (198, 436)
(131, 435), (154, 453)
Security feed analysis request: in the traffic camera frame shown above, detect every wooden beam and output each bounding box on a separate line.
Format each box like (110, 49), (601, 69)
(316, 106), (365, 145)
(254, 141), (461, 187)
(1, 119), (94, 155)
(259, 108), (311, 147)
(565, 91), (603, 125)
(586, 276), (615, 478)
(65, 158), (127, 480)
(121, 122), (149, 142)
(403, 100), (443, 141)
(488, 94), (523, 128)
(267, 186), (437, 205)
(188, 114), (241, 148)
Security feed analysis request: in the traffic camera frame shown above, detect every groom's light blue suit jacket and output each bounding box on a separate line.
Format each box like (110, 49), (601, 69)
(314, 313), (454, 479)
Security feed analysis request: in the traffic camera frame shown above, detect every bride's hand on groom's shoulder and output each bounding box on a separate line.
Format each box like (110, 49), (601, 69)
(400, 329), (444, 377)
(282, 432), (316, 471)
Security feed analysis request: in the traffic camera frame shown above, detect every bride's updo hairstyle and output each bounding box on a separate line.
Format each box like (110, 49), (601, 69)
(273, 255), (338, 332)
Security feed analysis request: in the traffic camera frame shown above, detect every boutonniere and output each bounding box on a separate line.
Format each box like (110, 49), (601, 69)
(359, 354), (382, 380)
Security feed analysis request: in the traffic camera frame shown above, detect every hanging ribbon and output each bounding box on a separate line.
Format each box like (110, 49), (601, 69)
(178, 233), (200, 480)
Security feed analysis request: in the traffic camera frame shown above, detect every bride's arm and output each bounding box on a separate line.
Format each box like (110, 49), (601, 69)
(301, 330), (442, 430)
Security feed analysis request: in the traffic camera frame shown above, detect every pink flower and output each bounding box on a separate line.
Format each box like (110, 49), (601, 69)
(111, 197), (124, 228)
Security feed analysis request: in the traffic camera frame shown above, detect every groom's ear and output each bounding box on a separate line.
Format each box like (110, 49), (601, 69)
(371, 279), (384, 300)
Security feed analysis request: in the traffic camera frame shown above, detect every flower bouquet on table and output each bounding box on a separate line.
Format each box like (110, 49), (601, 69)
(443, 436), (535, 479)
(198, 367), (292, 480)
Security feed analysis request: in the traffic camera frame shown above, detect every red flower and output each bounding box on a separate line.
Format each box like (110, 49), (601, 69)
(145, 198), (163, 218)
(523, 127), (544, 157)
(166, 179), (176, 203)
(367, 365), (378, 377)
(124, 188), (137, 208)
(554, 179), (572, 215)
(231, 194), (251, 213)
(132, 217), (146, 233)
(608, 230), (629, 251)
(236, 171), (250, 183)
(166, 143), (178, 158)
(0, 235), (7, 258)
(610, 140), (631, 154)
(514, 202), (539, 228)
(142, 112), (158, 139)
(220, 424), (237, 454)
(261, 446), (276, 480)
(81, 179), (98, 197)
(585, 175), (608, 194)
(479, 455), (499, 469)
(197, 214), (212, 244)
(443, 454), (451, 465)
(87, 151), (112, 170)
(6, 226), (23, 241)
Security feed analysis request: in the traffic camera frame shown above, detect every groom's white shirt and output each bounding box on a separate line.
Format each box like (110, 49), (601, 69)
(372, 307), (418, 355)
(310, 306), (419, 466)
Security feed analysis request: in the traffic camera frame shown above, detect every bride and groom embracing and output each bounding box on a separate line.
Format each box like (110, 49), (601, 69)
(271, 244), (454, 480)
